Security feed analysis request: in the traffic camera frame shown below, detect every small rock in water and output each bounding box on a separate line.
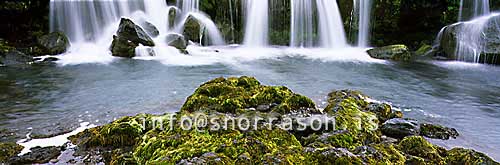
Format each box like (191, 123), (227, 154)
(381, 118), (420, 139)
(367, 44), (412, 61)
(420, 123), (459, 140)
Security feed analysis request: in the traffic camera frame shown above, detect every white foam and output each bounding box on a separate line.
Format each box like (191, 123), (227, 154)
(17, 122), (96, 156)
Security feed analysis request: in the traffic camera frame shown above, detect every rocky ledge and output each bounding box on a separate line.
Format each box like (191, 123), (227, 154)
(1, 76), (498, 164)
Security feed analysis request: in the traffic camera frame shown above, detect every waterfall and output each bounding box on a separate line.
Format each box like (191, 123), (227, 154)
(49, 0), (143, 43)
(355, 0), (372, 47)
(458, 0), (490, 21)
(243, 0), (269, 47)
(290, 0), (315, 47)
(315, 0), (347, 48)
(177, 0), (199, 13)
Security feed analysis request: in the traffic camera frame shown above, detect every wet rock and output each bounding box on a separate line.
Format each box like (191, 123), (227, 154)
(111, 35), (138, 58)
(111, 18), (155, 58)
(420, 123), (459, 140)
(438, 15), (500, 64)
(446, 148), (500, 165)
(381, 118), (420, 139)
(367, 44), (412, 61)
(182, 16), (202, 44)
(9, 146), (62, 164)
(37, 32), (70, 55)
(0, 142), (23, 163)
(181, 76), (317, 114)
(398, 136), (447, 164)
(0, 49), (33, 66)
(166, 33), (187, 51)
(141, 21), (160, 38)
(304, 147), (363, 164)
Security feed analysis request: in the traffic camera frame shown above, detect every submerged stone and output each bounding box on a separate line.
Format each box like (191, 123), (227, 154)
(367, 44), (412, 61)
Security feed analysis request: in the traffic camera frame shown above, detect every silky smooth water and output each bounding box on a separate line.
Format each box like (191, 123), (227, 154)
(1, 50), (500, 160)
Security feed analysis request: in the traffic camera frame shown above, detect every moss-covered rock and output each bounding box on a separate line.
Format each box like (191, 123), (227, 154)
(398, 136), (447, 164)
(0, 142), (23, 163)
(133, 126), (304, 164)
(381, 118), (420, 139)
(66, 78), (499, 165)
(181, 76), (317, 115)
(446, 148), (500, 165)
(367, 44), (412, 61)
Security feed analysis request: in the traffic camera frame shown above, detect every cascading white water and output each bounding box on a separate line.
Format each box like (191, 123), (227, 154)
(177, 0), (199, 13)
(176, 12), (225, 46)
(355, 0), (372, 47)
(315, 0), (347, 48)
(50, 0), (143, 43)
(243, 0), (269, 47)
(50, 0), (225, 64)
(459, 0), (490, 21)
(290, 0), (314, 47)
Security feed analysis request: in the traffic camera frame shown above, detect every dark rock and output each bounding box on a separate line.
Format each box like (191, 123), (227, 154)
(37, 32), (70, 55)
(141, 21), (160, 38)
(0, 49), (33, 66)
(166, 33), (187, 50)
(420, 123), (459, 140)
(111, 18), (155, 58)
(182, 16), (203, 44)
(367, 45), (412, 61)
(111, 35), (138, 58)
(438, 14), (500, 64)
(116, 18), (155, 47)
(381, 118), (420, 139)
(9, 146), (62, 164)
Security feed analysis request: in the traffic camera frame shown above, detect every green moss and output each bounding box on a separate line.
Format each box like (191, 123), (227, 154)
(365, 143), (406, 164)
(420, 123), (459, 140)
(70, 114), (173, 148)
(304, 147), (364, 164)
(133, 126), (304, 164)
(0, 142), (23, 163)
(398, 136), (446, 164)
(324, 90), (381, 148)
(446, 148), (500, 165)
(302, 132), (361, 150)
(181, 76), (316, 114)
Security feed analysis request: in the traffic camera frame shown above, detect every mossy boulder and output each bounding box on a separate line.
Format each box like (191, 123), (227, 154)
(37, 32), (70, 55)
(181, 76), (317, 115)
(367, 44), (412, 61)
(446, 148), (500, 165)
(398, 136), (447, 164)
(111, 18), (155, 58)
(0, 142), (23, 163)
(182, 16), (203, 44)
(66, 78), (499, 164)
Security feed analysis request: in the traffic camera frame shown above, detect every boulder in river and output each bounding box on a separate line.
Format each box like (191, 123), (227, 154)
(166, 33), (187, 52)
(367, 45), (412, 61)
(420, 123), (459, 140)
(37, 32), (70, 55)
(141, 21), (160, 38)
(62, 77), (498, 164)
(437, 14), (500, 64)
(111, 18), (155, 58)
